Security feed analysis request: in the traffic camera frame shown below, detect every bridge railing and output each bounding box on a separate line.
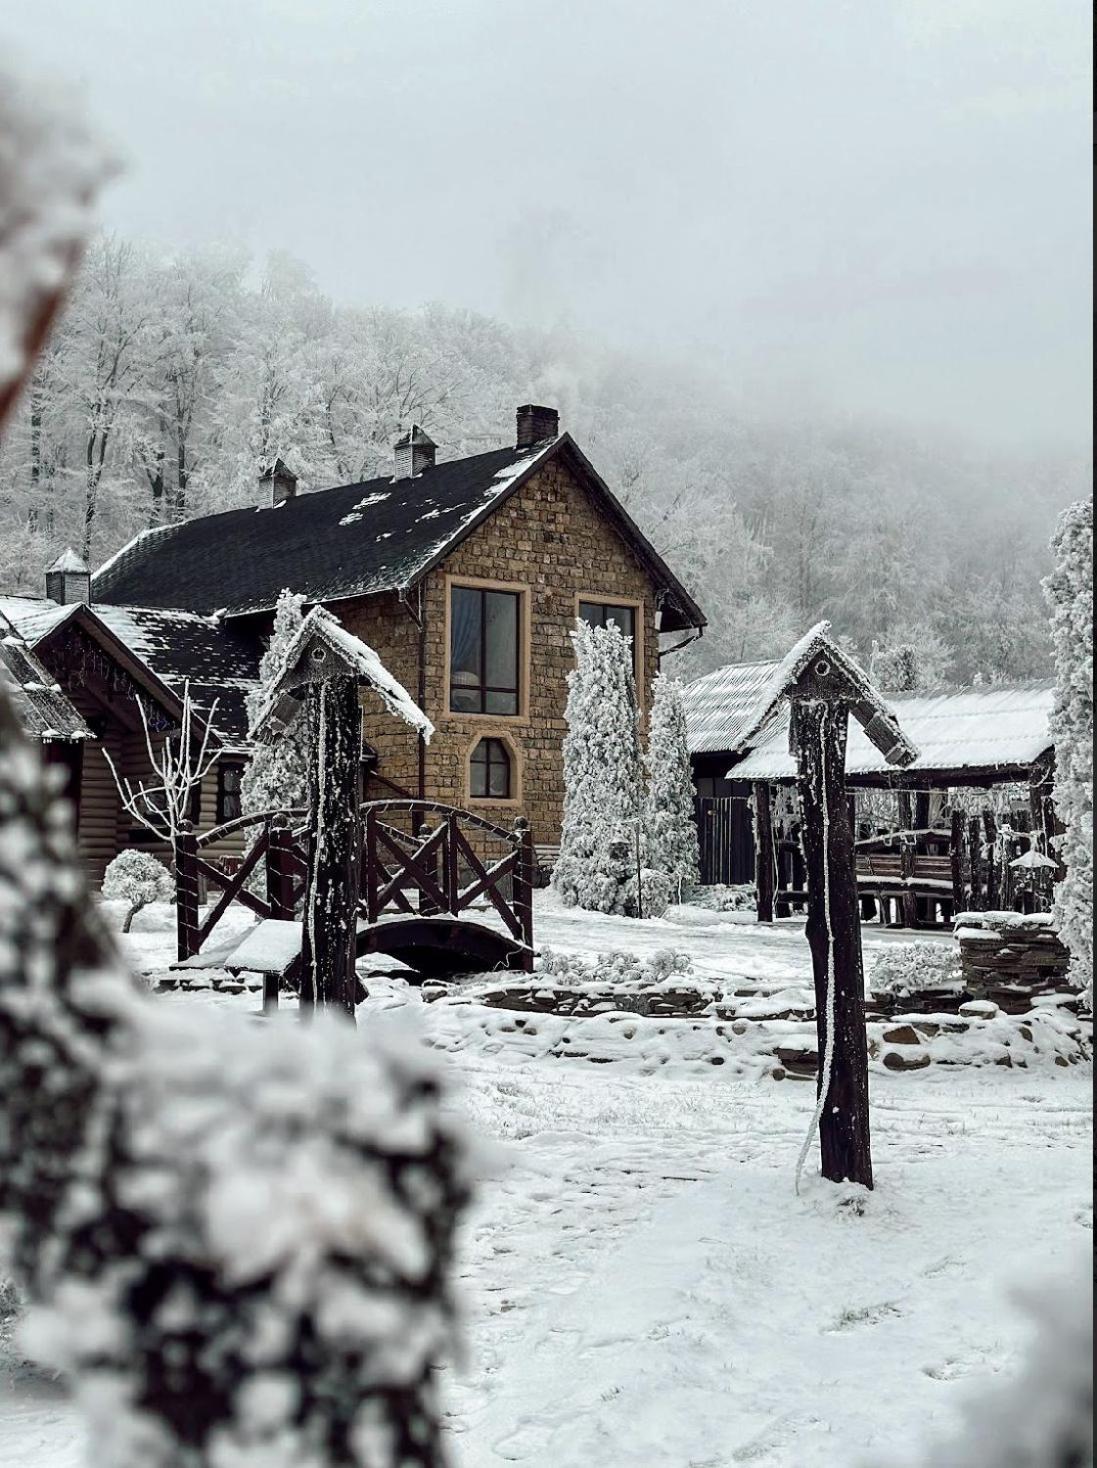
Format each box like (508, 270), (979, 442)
(173, 800), (534, 963)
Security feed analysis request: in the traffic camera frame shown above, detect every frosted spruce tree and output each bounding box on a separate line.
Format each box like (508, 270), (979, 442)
(553, 619), (644, 914)
(645, 672), (700, 900)
(1043, 501), (1093, 1007)
(241, 587), (312, 814)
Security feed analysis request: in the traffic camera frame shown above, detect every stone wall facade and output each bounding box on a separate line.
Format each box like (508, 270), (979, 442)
(339, 455), (662, 845)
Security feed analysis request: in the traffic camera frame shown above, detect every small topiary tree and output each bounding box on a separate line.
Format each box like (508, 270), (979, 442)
(101, 848), (173, 931)
(645, 672), (701, 901)
(553, 620), (645, 915)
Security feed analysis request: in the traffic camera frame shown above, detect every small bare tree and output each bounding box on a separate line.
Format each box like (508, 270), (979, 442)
(103, 679), (220, 842)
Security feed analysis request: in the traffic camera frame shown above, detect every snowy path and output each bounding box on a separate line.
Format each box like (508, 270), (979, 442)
(1, 899), (1090, 1467)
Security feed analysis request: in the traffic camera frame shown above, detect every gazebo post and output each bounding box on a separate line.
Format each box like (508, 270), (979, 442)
(753, 781), (776, 924)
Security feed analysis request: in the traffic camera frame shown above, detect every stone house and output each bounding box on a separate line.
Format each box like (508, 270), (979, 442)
(6, 406), (705, 878)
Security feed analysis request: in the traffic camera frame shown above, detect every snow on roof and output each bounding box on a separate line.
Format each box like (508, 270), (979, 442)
(0, 595), (261, 744)
(730, 681), (1056, 782)
(0, 609), (90, 741)
(47, 546), (89, 573)
(681, 658), (783, 755)
(252, 605), (434, 743)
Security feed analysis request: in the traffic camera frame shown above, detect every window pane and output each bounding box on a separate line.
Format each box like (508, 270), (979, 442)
(578, 601), (604, 628)
(450, 586), (482, 708)
(470, 748), (488, 798)
(488, 750), (509, 797)
(484, 591), (518, 692)
(485, 688), (518, 715)
(606, 605), (634, 643)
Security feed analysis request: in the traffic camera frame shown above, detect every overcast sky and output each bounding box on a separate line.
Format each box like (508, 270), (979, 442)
(7, 0), (1092, 449)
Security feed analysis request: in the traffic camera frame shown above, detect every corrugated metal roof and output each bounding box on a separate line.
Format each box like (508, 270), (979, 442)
(0, 610), (91, 742)
(681, 659), (783, 754)
(729, 682), (1056, 781)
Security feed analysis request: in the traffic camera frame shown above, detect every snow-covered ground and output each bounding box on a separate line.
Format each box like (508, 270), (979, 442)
(2, 895), (1091, 1467)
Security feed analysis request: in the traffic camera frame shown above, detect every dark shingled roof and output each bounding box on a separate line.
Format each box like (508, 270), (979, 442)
(0, 609), (91, 742)
(91, 435), (706, 633)
(0, 597), (260, 748)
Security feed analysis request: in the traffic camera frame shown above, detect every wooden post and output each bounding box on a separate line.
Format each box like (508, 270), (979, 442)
(445, 811), (460, 914)
(791, 700), (873, 1190)
(982, 811), (999, 909)
(753, 782), (776, 924)
(896, 788), (914, 834)
(173, 821), (200, 962)
(266, 815), (296, 921)
(301, 678), (363, 1020)
(513, 818), (535, 971)
(950, 809), (967, 915)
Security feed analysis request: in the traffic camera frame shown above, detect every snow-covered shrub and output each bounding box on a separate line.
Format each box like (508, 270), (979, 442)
(0, 679), (471, 1467)
(893, 1254), (1092, 1468)
(622, 866), (673, 919)
(553, 620), (645, 915)
(867, 940), (962, 1001)
(102, 848), (173, 931)
(693, 883), (757, 913)
(538, 946), (692, 988)
(645, 673), (700, 899)
(1043, 501), (1093, 1010)
(24, 1006), (472, 1468)
(242, 587), (312, 815)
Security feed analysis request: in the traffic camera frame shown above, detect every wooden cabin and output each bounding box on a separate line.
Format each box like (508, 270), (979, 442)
(683, 653), (1060, 925)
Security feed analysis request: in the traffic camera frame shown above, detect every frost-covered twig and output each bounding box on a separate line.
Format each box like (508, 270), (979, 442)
(103, 679), (220, 843)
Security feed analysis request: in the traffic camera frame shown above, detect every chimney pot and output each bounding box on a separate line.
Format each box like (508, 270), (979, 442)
(261, 458), (298, 506)
(393, 424), (437, 481)
(45, 547), (91, 606)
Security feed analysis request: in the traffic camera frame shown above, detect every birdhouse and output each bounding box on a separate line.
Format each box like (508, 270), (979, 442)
(249, 605), (433, 745)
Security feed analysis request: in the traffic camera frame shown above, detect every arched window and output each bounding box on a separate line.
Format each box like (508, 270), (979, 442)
(470, 737), (512, 800)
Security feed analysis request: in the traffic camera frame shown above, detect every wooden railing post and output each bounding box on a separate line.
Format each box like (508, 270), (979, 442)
(445, 812), (460, 914)
(364, 805), (379, 925)
(266, 815), (295, 921)
(513, 817), (535, 970)
(173, 820), (200, 962)
(753, 782), (776, 924)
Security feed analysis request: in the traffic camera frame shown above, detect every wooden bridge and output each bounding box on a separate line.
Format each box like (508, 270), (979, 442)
(173, 799), (536, 981)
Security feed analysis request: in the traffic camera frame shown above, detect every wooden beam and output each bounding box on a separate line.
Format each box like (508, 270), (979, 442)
(790, 700), (873, 1190)
(753, 782), (776, 924)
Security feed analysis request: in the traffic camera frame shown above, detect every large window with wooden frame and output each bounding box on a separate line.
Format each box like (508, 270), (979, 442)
(449, 585), (521, 715)
(578, 599), (640, 678)
(469, 737), (513, 800)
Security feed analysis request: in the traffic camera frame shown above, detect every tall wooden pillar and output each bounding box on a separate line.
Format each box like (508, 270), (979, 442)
(792, 700), (873, 1190)
(753, 782), (776, 924)
(301, 678), (363, 1020)
(950, 809), (968, 914)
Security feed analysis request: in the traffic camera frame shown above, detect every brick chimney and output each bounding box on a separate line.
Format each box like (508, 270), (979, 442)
(261, 458), (298, 507)
(45, 547), (91, 606)
(516, 404), (559, 450)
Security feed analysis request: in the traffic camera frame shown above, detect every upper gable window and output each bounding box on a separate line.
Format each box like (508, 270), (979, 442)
(578, 599), (640, 678)
(449, 585), (521, 715)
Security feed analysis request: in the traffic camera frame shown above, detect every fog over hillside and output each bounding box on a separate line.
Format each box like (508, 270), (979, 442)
(0, 238), (1086, 685)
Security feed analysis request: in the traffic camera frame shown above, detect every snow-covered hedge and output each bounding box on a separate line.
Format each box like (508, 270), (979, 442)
(0, 681), (471, 1468)
(102, 848), (173, 931)
(538, 947), (693, 989)
(692, 884), (757, 913)
(867, 940), (962, 1000)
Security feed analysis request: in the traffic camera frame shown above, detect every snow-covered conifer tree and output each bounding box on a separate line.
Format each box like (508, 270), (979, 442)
(241, 587), (311, 814)
(1043, 500), (1093, 1006)
(645, 672), (700, 900)
(553, 620), (644, 914)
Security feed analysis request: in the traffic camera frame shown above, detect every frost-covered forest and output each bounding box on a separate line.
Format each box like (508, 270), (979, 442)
(0, 236), (1087, 683)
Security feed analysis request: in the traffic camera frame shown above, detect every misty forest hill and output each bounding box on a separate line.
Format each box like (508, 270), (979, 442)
(0, 237), (1086, 686)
